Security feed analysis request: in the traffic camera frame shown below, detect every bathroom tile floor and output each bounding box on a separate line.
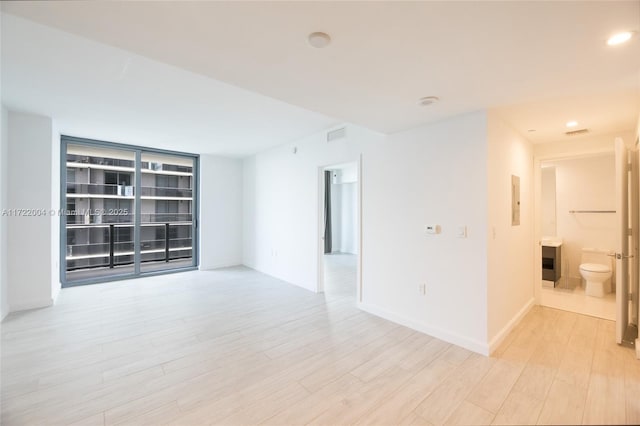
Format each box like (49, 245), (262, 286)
(540, 284), (616, 320)
(1, 258), (638, 425)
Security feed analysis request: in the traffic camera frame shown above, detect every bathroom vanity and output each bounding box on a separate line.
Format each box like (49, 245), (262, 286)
(542, 240), (562, 288)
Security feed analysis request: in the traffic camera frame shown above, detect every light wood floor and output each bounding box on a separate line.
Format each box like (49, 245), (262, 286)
(1, 256), (639, 425)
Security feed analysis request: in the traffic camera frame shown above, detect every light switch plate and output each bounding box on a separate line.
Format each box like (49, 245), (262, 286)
(457, 226), (467, 238)
(425, 224), (440, 234)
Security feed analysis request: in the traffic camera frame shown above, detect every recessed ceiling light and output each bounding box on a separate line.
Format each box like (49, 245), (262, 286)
(418, 96), (439, 106)
(566, 121), (578, 128)
(607, 31), (633, 46)
(308, 32), (331, 48)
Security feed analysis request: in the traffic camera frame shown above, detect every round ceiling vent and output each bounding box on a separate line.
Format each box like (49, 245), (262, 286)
(308, 32), (331, 48)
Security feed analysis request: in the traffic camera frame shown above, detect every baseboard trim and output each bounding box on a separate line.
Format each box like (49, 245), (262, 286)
(10, 298), (54, 313)
(240, 264), (316, 293)
(200, 261), (243, 270)
(487, 298), (535, 355)
(358, 301), (490, 356)
(330, 250), (357, 255)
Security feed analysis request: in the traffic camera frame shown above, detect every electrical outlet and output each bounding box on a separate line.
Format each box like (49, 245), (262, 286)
(418, 283), (426, 295)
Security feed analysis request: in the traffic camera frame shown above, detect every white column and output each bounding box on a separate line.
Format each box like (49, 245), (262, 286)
(6, 111), (60, 312)
(0, 107), (9, 320)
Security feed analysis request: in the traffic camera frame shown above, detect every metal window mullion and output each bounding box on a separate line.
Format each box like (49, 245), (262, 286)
(134, 150), (142, 274)
(60, 138), (68, 286)
(192, 157), (199, 268)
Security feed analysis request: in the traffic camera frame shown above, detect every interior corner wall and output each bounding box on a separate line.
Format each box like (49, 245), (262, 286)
(243, 112), (490, 353)
(242, 124), (380, 291)
(486, 112), (535, 352)
(0, 107), (9, 320)
(199, 154), (243, 270)
(6, 111), (59, 312)
(363, 112), (489, 353)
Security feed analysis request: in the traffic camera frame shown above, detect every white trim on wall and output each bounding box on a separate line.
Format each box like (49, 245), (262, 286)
(488, 298), (535, 354)
(10, 298), (55, 313)
(358, 301), (491, 355)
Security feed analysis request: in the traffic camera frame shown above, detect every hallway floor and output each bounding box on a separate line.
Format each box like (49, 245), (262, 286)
(1, 266), (638, 425)
(323, 253), (357, 300)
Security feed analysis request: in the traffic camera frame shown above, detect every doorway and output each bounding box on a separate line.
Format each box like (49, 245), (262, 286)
(535, 138), (639, 349)
(318, 161), (361, 302)
(537, 154), (617, 319)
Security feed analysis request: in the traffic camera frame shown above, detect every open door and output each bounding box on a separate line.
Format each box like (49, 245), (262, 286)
(631, 149), (639, 330)
(634, 147), (640, 356)
(615, 137), (630, 345)
(615, 137), (640, 348)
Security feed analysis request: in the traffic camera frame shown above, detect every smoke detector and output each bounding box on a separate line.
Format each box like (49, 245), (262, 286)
(418, 96), (439, 106)
(308, 32), (331, 48)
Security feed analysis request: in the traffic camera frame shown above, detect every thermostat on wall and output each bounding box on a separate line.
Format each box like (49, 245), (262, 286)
(425, 224), (441, 234)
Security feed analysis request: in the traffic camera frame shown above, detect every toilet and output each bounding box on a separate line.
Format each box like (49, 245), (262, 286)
(579, 248), (613, 297)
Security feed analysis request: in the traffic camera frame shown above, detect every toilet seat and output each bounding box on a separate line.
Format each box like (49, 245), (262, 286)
(580, 263), (610, 273)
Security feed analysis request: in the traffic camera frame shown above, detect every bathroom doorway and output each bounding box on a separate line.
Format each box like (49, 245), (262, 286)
(536, 137), (639, 350)
(317, 160), (361, 303)
(537, 153), (618, 320)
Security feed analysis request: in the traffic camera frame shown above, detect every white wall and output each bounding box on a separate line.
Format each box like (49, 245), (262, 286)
(199, 155), (243, 269)
(533, 132), (633, 159)
(244, 112), (492, 353)
(487, 112), (535, 351)
(339, 182), (357, 254)
(6, 111), (60, 311)
(541, 166), (557, 237)
(0, 107), (9, 320)
(329, 179), (342, 253)
(328, 176), (358, 255)
(545, 154), (617, 285)
(243, 125), (378, 291)
(363, 113), (490, 352)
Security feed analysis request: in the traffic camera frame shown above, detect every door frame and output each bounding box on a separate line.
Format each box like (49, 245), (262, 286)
(533, 149), (617, 311)
(317, 156), (363, 302)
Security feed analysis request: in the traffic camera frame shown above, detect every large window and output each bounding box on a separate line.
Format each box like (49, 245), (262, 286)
(61, 136), (198, 286)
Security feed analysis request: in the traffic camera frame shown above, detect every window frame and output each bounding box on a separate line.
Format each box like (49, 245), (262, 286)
(60, 135), (200, 287)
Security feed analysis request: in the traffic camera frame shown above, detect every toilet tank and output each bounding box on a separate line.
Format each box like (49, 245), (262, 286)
(581, 248), (613, 267)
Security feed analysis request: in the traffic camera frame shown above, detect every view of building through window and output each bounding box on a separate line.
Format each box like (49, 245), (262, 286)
(63, 141), (196, 284)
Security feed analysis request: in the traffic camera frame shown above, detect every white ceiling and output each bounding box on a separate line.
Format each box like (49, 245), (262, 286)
(0, 14), (339, 157)
(2, 1), (640, 155)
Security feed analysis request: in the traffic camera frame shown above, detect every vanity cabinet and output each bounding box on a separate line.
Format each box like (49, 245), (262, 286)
(542, 244), (561, 284)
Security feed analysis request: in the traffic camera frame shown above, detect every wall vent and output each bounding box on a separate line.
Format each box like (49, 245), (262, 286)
(565, 128), (589, 136)
(327, 127), (346, 142)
